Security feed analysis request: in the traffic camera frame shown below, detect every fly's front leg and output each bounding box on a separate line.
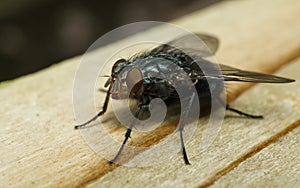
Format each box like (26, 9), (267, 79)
(74, 89), (111, 129)
(109, 103), (149, 164)
(216, 96), (263, 119)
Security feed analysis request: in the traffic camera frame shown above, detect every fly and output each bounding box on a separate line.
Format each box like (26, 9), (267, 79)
(75, 33), (295, 165)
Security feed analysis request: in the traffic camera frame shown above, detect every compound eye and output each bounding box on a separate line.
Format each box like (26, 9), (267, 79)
(126, 67), (143, 93)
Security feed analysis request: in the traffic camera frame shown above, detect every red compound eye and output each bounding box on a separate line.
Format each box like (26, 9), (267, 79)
(126, 67), (143, 94)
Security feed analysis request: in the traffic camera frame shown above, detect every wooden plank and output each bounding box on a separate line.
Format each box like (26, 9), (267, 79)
(0, 0), (300, 187)
(212, 125), (300, 188)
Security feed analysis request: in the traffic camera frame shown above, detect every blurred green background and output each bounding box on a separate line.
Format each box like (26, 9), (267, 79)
(0, 0), (222, 81)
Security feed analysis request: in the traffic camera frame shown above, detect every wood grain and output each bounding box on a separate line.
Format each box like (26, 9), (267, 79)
(212, 123), (300, 188)
(0, 0), (299, 187)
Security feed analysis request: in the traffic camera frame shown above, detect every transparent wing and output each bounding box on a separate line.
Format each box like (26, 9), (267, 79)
(152, 33), (219, 57)
(218, 64), (295, 83)
(191, 62), (295, 83)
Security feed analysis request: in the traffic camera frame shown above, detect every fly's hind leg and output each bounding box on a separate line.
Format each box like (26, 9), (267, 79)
(226, 105), (263, 119)
(216, 96), (263, 119)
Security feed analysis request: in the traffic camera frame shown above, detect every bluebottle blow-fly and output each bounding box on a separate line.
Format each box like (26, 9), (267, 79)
(75, 33), (295, 165)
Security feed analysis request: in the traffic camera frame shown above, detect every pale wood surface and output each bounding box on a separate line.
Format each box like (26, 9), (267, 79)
(0, 0), (300, 187)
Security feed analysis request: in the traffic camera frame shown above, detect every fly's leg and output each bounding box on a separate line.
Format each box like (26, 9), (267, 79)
(226, 106), (263, 119)
(216, 96), (263, 119)
(109, 103), (149, 164)
(74, 90), (111, 129)
(179, 92), (195, 165)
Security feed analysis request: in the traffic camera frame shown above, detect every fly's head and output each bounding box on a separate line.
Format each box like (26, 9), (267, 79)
(105, 58), (144, 100)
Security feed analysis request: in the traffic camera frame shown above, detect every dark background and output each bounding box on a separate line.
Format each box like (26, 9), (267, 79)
(0, 0), (222, 81)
